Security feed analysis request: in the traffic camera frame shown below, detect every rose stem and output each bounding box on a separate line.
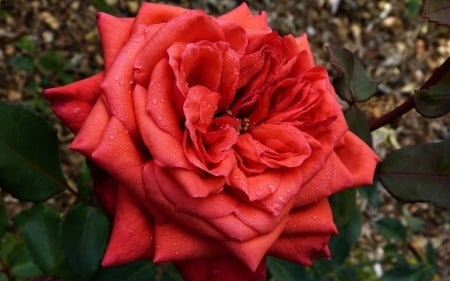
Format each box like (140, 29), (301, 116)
(369, 95), (415, 131)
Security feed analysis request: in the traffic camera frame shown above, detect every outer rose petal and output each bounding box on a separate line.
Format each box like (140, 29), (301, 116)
(294, 131), (380, 207)
(44, 72), (104, 133)
(133, 2), (186, 26)
(153, 221), (225, 262)
(218, 3), (269, 30)
(176, 257), (266, 281)
(102, 185), (153, 266)
(70, 98), (109, 156)
(335, 131), (381, 186)
(96, 13), (134, 70)
(269, 200), (336, 265)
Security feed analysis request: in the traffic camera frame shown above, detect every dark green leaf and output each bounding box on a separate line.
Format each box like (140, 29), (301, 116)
(11, 56), (34, 71)
(421, 0), (450, 26)
(76, 162), (94, 201)
(13, 204), (63, 274)
(94, 260), (157, 281)
(61, 203), (110, 281)
(161, 263), (184, 281)
(382, 263), (436, 281)
(267, 256), (312, 281)
(0, 102), (66, 201)
(345, 106), (372, 146)
(0, 204), (6, 239)
(326, 209), (362, 264)
(425, 241), (436, 267)
(358, 184), (381, 208)
(0, 273), (7, 281)
(329, 188), (357, 229)
(94, 0), (114, 13)
(327, 47), (377, 103)
(377, 140), (450, 208)
(415, 84), (450, 117)
(0, 232), (42, 279)
(375, 217), (407, 242)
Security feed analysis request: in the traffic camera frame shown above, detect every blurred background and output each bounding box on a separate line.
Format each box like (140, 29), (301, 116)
(0, 0), (449, 280)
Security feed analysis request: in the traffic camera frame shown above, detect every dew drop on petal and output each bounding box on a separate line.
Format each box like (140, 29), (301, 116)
(152, 99), (157, 105)
(109, 135), (115, 140)
(268, 184), (276, 192)
(313, 215), (318, 220)
(277, 195), (284, 201)
(114, 76), (119, 81)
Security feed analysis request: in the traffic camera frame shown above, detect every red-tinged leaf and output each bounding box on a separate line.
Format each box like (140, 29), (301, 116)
(327, 47), (377, 103)
(421, 0), (450, 26)
(377, 140), (450, 209)
(415, 57), (450, 117)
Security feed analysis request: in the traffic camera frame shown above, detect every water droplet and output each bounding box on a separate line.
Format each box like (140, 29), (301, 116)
(109, 135), (115, 140)
(313, 215), (318, 220)
(152, 99), (157, 105)
(277, 195), (284, 201)
(268, 184), (276, 192)
(255, 189), (262, 196)
(133, 38), (139, 43)
(157, 116), (162, 121)
(114, 76), (119, 81)
(175, 250), (180, 255)
(119, 80), (124, 85)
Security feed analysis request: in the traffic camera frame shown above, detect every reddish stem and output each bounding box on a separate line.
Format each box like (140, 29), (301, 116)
(369, 95), (415, 131)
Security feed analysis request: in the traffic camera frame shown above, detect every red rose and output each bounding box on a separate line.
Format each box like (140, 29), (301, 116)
(45, 3), (380, 280)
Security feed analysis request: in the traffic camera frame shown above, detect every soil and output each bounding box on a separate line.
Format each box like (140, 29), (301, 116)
(0, 0), (449, 280)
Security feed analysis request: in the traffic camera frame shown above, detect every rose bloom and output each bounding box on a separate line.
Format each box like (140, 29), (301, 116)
(45, 3), (380, 281)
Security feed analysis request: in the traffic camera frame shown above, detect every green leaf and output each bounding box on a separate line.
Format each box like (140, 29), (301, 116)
(11, 56), (34, 71)
(358, 184), (381, 208)
(0, 102), (66, 201)
(94, 260), (157, 281)
(345, 106), (372, 146)
(375, 217), (407, 242)
(161, 263), (184, 281)
(94, 0), (114, 13)
(76, 162), (94, 201)
(425, 241), (436, 267)
(421, 0), (450, 26)
(326, 209), (362, 264)
(61, 203), (110, 281)
(327, 47), (377, 103)
(0, 231), (43, 279)
(13, 204), (63, 274)
(0, 204), (6, 239)
(377, 140), (450, 208)
(415, 84), (450, 117)
(329, 188), (357, 229)
(267, 256), (312, 281)
(382, 263), (436, 281)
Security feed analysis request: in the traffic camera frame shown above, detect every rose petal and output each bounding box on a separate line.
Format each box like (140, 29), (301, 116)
(225, 215), (288, 271)
(44, 72), (104, 133)
(70, 98), (109, 156)
(102, 185), (153, 266)
(335, 131), (381, 186)
(91, 165), (118, 217)
(96, 13), (134, 70)
(153, 221), (225, 263)
(176, 256), (266, 281)
(294, 149), (354, 207)
(143, 162), (228, 241)
(147, 58), (183, 140)
(101, 24), (146, 142)
(283, 198), (338, 236)
(218, 3), (269, 30)
(133, 2), (186, 26)
(268, 233), (332, 266)
(134, 11), (225, 86)
(91, 117), (147, 204)
(133, 84), (191, 169)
